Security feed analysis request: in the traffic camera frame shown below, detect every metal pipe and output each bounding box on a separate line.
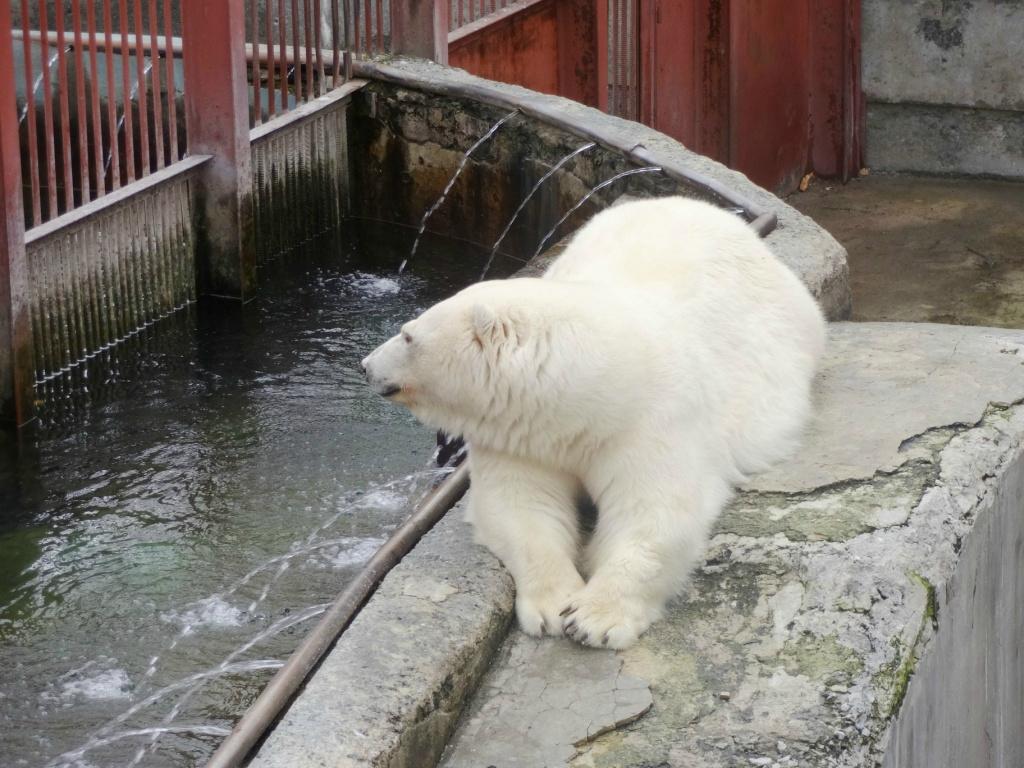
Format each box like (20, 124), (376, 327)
(204, 461), (471, 768)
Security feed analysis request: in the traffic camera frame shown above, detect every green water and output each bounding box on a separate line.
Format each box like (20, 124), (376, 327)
(0, 221), (521, 768)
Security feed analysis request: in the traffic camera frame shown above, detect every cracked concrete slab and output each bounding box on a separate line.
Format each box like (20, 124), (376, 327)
(440, 635), (652, 768)
(440, 321), (1024, 768)
(754, 323), (1024, 492)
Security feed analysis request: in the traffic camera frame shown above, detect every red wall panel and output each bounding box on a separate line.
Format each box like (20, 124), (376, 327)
(449, 1), (561, 97)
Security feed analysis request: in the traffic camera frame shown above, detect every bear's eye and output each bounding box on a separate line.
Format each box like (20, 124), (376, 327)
(402, 332), (413, 345)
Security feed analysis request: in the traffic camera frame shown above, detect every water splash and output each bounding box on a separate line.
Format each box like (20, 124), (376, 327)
(46, 660), (283, 767)
(51, 465), (448, 767)
(58, 725), (232, 761)
(400, 110), (520, 274)
(480, 142), (597, 280)
(533, 167), (664, 258)
(127, 604), (330, 767)
(19, 48), (68, 124)
(141, 468), (443, 682)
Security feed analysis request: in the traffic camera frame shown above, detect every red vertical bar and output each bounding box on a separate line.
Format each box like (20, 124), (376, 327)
(132, 0), (152, 175)
(39, 0), (59, 217)
(638, 0), (653, 126)
(278, 0), (289, 111)
(557, 0), (599, 107)
(845, 0), (865, 178)
(147, 0), (165, 167)
(103, 0), (121, 188)
(180, 0), (256, 298)
(595, 0), (609, 113)
(375, 0), (383, 55)
(352, 0), (361, 54)
(363, 0), (371, 54)
(267, 0), (277, 114)
(251, 0), (261, 125)
(162, 0), (179, 162)
(18, 0), (41, 226)
(0, 0), (36, 424)
(304, 0), (315, 98)
(54, 5), (76, 212)
(696, 0), (731, 164)
(313, 0), (325, 92)
(331, 0), (341, 85)
(730, 0), (809, 192)
(86, 0), (105, 194)
(71, 0), (92, 203)
(118, 0), (137, 182)
(608, 0), (615, 113)
(291, 0), (303, 100)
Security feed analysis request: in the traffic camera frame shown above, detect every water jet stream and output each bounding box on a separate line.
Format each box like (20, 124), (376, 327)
(19, 48), (67, 124)
(400, 110), (520, 274)
(480, 142), (597, 281)
(47, 660), (283, 767)
(533, 167), (664, 258)
(127, 604), (330, 767)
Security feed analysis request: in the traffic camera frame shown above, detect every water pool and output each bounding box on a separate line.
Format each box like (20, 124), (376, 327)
(0, 222), (521, 768)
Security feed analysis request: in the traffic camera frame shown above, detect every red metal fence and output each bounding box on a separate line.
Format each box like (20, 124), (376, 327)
(1, 0), (862, 424)
(449, 0), (528, 32)
(245, 0), (389, 127)
(13, 0), (185, 226)
(449, 0), (864, 194)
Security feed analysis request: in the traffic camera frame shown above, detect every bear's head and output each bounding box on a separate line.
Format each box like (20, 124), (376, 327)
(361, 280), (542, 437)
(362, 277), (648, 455)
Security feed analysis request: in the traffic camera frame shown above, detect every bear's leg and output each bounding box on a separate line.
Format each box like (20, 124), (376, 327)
(564, 467), (733, 649)
(467, 447), (585, 637)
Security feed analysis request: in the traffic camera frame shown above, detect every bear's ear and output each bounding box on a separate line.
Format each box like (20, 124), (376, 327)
(470, 303), (519, 350)
(470, 303), (499, 349)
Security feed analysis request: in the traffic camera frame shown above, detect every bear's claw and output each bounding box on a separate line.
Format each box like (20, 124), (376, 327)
(559, 585), (654, 649)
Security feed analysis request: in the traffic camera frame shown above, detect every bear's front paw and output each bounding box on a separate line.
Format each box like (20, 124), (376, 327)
(560, 586), (656, 649)
(515, 576), (585, 638)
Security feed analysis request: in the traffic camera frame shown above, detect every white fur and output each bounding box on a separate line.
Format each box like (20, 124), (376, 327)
(362, 197), (825, 648)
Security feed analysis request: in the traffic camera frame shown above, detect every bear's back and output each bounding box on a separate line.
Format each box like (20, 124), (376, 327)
(545, 196), (826, 476)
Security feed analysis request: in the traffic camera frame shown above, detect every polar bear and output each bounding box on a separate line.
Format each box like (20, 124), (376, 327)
(362, 197), (825, 649)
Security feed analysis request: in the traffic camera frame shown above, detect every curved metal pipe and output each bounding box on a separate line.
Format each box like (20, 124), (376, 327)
(205, 462), (471, 768)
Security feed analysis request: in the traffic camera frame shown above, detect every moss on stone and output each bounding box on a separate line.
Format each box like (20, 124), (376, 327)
(780, 634), (864, 683)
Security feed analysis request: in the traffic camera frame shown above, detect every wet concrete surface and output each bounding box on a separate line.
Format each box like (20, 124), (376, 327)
(789, 173), (1024, 328)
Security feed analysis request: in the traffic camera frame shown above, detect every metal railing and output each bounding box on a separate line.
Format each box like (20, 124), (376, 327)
(449, 0), (528, 33)
(13, 0), (184, 226)
(244, 0), (390, 127)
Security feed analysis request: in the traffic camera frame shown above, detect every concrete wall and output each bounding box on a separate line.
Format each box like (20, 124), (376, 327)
(863, 0), (1024, 177)
(883, 446), (1024, 768)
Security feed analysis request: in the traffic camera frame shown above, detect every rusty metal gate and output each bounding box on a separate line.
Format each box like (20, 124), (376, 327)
(599, 0), (864, 194)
